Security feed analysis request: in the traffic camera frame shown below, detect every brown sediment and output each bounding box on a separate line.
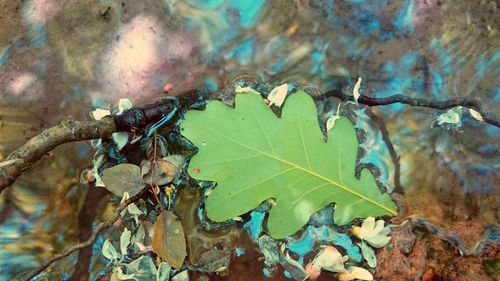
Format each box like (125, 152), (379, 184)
(174, 186), (240, 265)
(376, 224), (498, 281)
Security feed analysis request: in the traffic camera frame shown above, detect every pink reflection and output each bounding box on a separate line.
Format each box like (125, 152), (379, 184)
(97, 15), (200, 103)
(23, 0), (60, 24)
(7, 72), (38, 96)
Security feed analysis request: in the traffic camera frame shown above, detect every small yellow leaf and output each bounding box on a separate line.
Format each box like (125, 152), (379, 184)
(152, 210), (186, 268)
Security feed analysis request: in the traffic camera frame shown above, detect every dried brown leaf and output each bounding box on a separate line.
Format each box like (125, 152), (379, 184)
(152, 210), (186, 268)
(102, 163), (144, 197)
(142, 160), (177, 186)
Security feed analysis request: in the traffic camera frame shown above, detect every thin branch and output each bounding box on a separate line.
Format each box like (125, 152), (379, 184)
(69, 186), (110, 281)
(365, 108), (404, 194)
(319, 89), (500, 128)
(0, 99), (177, 193)
(22, 188), (147, 281)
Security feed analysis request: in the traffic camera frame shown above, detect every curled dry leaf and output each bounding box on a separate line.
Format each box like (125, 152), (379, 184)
(338, 266), (373, 281)
(142, 159), (179, 186)
(152, 210), (187, 269)
(102, 164), (145, 197)
(353, 77), (362, 103)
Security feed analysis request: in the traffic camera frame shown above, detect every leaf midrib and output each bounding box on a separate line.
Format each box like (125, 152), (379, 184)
(201, 125), (397, 215)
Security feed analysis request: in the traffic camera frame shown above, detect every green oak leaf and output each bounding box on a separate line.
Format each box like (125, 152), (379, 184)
(181, 91), (397, 238)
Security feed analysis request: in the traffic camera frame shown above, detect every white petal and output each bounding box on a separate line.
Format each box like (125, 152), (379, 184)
(353, 77), (362, 103)
(267, 84), (288, 107)
(312, 246), (346, 273)
(469, 109), (483, 122)
(338, 266), (373, 281)
(368, 219), (385, 238)
(92, 108), (111, 120)
(360, 217), (376, 238)
(235, 86), (254, 93)
(366, 234), (391, 248)
(326, 116), (340, 131)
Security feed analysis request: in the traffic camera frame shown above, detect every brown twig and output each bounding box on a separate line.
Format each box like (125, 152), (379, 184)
(319, 89), (500, 128)
(0, 99), (176, 193)
(365, 108), (404, 194)
(69, 186), (110, 281)
(22, 188), (147, 281)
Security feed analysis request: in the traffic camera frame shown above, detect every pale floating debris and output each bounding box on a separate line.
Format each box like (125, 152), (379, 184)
(353, 77), (362, 103)
(235, 86), (254, 93)
(311, 245), (347, 273)
(326, 103), (342, 131)
(117, 98), (133, 115)
(338, 266), (373, 281)
(437, 107), (462, 125)
(91, 108), (111, 120)
(469, 108), (484, 122)
(267, 83), (288, 107)
(112, 132), (129, 150)
(172, 270), (189, 281)
(352, 216), (391, 248)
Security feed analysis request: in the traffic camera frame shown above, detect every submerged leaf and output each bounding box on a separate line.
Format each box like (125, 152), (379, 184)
(171, 270), (189, 281)
(103, 164), (145, 197)
(152, 210), (186, 268)
(156, 262), (171, 281)
(181, 91), (397, 238)
(125, 256), (157, 281)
